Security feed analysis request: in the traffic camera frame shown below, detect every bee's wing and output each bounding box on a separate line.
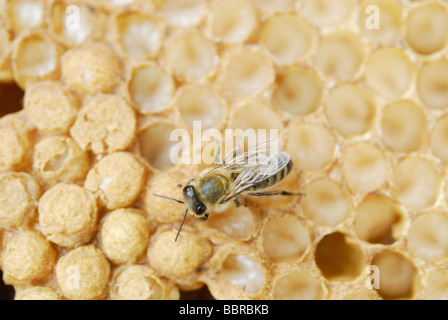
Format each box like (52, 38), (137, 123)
(211, 141), (290, 202)
(213, 140), (283, 172)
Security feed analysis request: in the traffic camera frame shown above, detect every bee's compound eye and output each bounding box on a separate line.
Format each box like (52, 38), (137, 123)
(195, 202), (206, 215)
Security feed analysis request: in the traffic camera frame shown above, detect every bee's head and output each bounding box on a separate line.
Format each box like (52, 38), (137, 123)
(182, 185), (209, 220)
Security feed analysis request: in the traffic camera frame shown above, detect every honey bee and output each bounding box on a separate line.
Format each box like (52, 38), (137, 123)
(154, 140), (304, 241)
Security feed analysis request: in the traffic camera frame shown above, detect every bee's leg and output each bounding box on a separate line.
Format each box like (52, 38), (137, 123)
(234, 197), (241, 207)
(248, 191), (305, 197)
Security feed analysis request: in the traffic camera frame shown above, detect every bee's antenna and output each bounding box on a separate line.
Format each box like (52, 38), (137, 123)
(175, 209), (188, 242)
(153, 193), (184, 204)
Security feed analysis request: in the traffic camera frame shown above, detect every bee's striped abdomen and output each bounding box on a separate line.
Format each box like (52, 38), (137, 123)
(250, 159), (293, 191)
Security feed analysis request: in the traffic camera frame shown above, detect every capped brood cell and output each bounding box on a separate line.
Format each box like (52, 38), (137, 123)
(56, 245), (111, 300)
(0, 118), (32, 172)
(24, 80), (79, 135)
(32, 136), (90, 187)
(98, 208), (150, 265)
(38, 183), (98, 248)
(70, 94), (137, 155)
(147, 227), (212, 289)
(61, 42), (122, 95)
(2, 230), (57, 285)
(14, 286), (60, 300)
(110, 264), (179, 300)
(0, 172), (40, 230)
(142, 165), (191, 224)
(84, 152), (146, 210)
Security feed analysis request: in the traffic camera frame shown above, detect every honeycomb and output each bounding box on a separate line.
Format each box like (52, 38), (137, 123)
(1, 0), (448, 300)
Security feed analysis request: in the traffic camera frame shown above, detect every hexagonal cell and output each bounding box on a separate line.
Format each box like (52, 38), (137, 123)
(207, 206), (254, 240)
(286, 124), (335, 171)
(365, 47), (413, 100)
(314, 31), (365, 80)
(342, 143), (390, 194)
(354, 194), (404, 244)
(229, 101), (283, 144)
(176, 85), (226, 131)
(272, 65), (323, 116)
(115, 12), (163, 58)
(156, 0), (206, 28)
(12, 32), (61, 88)
(325, 84), (376, 137)
(417, 58), (448, 110)
(424, 270), (448, 300)
(430, 114), (448, 162)
(273, 272), (323, 300)
(301, 178), (350, 226)
(303, 0), (356, 28)
(7, 0), (44, 33)
(392, 157), (441, 211)
(167, 33), (217, 82)
(406, 3), (448, 55)
(315, 232), (365, 281)
(371, 250), (420, 300)
(260, 13), (314, 65)
(358, 0), (403, 44)
(208, 0), (257, 44)
(128, 64), (174, 114)
(50, 1), (104, 46)
(221, 254), (266, 294)
(381, 100), (427, 153)
(262, 215), (309, 263)
(220, 49), (275, 100)
(139, 122), (180, 170)
(407, 212), (448, 262)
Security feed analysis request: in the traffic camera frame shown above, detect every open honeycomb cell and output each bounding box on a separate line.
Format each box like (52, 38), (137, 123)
(3, 0), (448, 302)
